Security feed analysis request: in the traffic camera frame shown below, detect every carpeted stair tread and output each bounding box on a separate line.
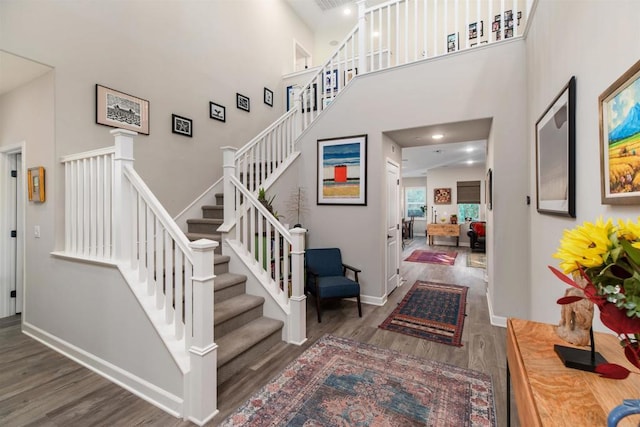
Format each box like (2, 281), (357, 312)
(214, 255), (230, 266)
(187, 218), (224, 225)
(214, 272), (247, 292)
(217, 317), (284, 367)
(214, 294), (264, 324)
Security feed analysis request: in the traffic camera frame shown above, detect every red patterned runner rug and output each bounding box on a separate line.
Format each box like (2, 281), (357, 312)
(379, 280), (468, 347)
(404, 250), (458, 265)
(221, 334), (495, 426)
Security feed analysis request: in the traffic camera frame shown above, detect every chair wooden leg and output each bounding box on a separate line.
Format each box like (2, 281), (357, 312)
(316, 295), (322, 323)
(356, 295), (362, 317)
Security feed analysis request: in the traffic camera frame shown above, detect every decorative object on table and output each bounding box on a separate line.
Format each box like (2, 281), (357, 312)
(220, 335), (495, 426)
(27, 166), (45, 203)
(263, 87), (273, 107)
(404, 249), (457, 265)
(236, 93), (250, 112)
(550, 217), (640, 378)
(535, 76), (576, 217)
(608, 400), (640, 427)
(446, 32), (458, 52)
(285, 186), (309, 228)
(317, 135), (367, 206)
(209, 101), (225, 122)
(599, 59), (640, 205)
(171, 114), (192, 137)
(379, 281), (468, 346)
(95, 84), (149, 135)
(556, 274), (594, 346)
(450, 214), (458, 224)
(434, 187), (451, 204)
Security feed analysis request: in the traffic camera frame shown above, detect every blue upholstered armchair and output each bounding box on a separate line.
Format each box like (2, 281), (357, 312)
(305, 248), (362, 323)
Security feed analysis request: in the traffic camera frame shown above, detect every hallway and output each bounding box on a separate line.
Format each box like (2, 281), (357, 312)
(0, 238), (512, 426)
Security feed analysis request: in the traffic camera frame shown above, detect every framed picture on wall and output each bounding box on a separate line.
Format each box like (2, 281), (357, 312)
(209, 102), (225, 122)
(237, 93), (250, 112)
(264, 87), (273, 107)
(172, 114), (193, 137)
(486, 168), (493, 210)
(599, 59), (640, 204)
(447, 33), (458, 52)
(535, 76), (576, 217)
(302, 84), (317, 113)
(28, 166), (45, 203)
(434, 188), (451, 204)
(317, 135), (367, 205)
(95, 84), (149, 135)
(324, 69), (338, 93)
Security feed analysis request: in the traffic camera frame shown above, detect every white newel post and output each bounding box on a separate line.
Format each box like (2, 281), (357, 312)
(187, 238), (218, 425)
(292, 86), (303, 137)
(221, 147), (237, 231)
(111, 129), (136, 264)
(357, 0), (367, 75)
(288, 227), (307, 345)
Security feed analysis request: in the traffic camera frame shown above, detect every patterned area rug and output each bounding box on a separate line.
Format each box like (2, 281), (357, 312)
(467, 253), (486, 269)
(404, 250), (457, 265)
(379, 281), (468, 346)
(220, 335), (495, 426)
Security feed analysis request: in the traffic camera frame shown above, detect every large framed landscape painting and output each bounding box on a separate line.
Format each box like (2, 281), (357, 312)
(96, 84), (149, 135)
(317, 135), (367, 205)
(535, 76), (576, 217)
(600, 59), (640, 204)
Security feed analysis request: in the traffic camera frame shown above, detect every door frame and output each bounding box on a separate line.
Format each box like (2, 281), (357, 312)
(385, 158), (401, 298)
(0, 142), (26, 318)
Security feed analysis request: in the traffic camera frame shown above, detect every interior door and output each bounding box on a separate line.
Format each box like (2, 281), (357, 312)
(15, 153), (23, 314)
(386, 160), (400, 296)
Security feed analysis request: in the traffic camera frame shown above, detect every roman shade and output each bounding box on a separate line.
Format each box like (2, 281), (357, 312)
(457, 180), (481, 204)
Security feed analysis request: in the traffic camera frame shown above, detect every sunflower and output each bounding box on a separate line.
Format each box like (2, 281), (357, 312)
(552, 217), (614, 274)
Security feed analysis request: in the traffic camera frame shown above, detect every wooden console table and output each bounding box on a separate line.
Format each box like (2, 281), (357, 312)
(507, 318), (640, 426)
(426, 223), (459, 246)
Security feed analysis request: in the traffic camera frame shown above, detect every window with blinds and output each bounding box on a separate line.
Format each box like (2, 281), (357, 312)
(457, 181), (481, 204)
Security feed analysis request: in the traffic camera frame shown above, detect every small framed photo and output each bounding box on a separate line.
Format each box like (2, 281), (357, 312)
(28, 166), (45, 203)
(535, 76), (576, 216)
(237, 93), (250, 112)
(286, 85), (296, 111)
(447, 33), (458, 53)
(434, 188), (451, 204)
(492, 19), (501, 32)
(172, 114), (193, 137)
(95, 84), (149, 135)
(468, 21), (483, 40)
(345, 68), (358, 85)
(324, 69), (338, 93)
(599, 59), (640, 204)
(322, 96), (333, 110)
(209, 102), (225, 122)
(302, 84), (317, 113)
(505, 28), (514, 38)
(264, 87), (273, 107)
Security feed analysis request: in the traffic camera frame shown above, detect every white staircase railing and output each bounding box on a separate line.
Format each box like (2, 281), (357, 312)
(60, 129), (217, 425)
(297, 0), (528, 133)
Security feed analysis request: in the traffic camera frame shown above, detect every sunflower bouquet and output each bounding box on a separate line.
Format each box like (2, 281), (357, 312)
(550, 217), (640, 378)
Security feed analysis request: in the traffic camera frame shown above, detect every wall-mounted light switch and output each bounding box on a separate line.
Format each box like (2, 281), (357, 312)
(34, 225), (40, 238)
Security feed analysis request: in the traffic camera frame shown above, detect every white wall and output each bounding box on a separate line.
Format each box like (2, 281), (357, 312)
(285, 40), (528, 314)
(526, 0), (640, 330)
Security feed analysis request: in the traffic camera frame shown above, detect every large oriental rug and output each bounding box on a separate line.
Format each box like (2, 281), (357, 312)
(379, 281), (468, 347)
(404, 250), (457, 265)
(220, 335), (495, 426)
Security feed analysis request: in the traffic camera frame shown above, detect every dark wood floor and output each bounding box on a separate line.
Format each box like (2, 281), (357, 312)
(0, 238), (516, 426)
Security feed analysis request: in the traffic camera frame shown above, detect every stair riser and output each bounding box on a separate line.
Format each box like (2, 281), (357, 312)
(215, 194), (224, 205)
(214, 281), (246, 303)
(215, 305), (263, 339)
(202, 207), (223, 220)
(217, 329), (282, 385)
(188, 223), (221, 234)
(214, 260), (229, 275)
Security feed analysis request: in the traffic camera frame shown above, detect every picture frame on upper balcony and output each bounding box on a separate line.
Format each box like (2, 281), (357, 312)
(535, 76), (576, 217)
(95, 84), (149, 135)
(324, 69), (338, 93)
(302, 84), (317, 113)
(447, 33), (458, 52)
(599, 59), (640, 204)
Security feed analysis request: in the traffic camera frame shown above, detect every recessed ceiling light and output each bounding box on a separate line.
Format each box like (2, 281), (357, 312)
(432, 133), (444, 140)
(329, 40), (339, 46)
(466, 147), (474, 152)
(343, 7), (352, 15)
(372, 31), (380, 38)
(467, 160), (474, 165)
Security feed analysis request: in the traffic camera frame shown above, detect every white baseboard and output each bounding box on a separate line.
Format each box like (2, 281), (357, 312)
(486, 289), (507, 328)
(22, 321), (184, 418)
(360, 294), (387, 306)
